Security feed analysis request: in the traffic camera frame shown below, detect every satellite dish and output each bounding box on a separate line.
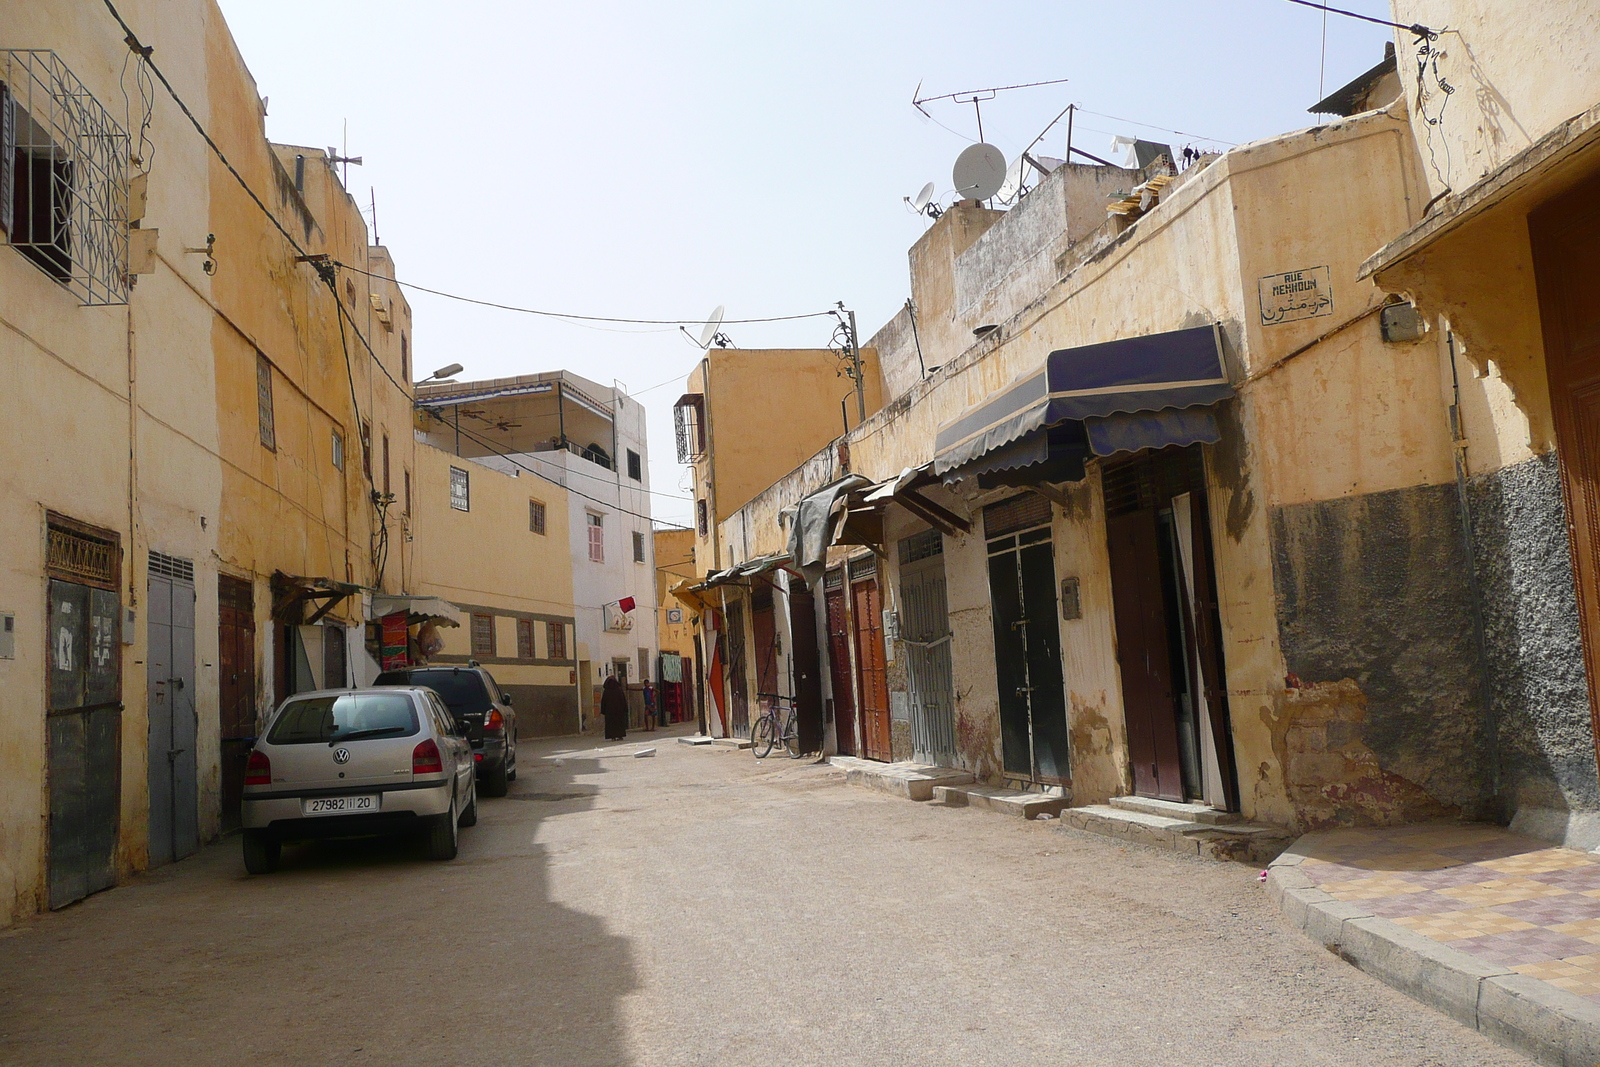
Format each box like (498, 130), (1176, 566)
(697, 306), (725, 349)
(996, 154), (1027, 204)
(912, 182), (935, 213)
(953, 143), (1007, 201)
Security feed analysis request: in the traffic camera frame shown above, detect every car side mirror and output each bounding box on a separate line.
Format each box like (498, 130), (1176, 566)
(503, 693), (514, 706)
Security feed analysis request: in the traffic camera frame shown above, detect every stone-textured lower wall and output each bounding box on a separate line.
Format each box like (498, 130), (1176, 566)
(1468, 452), (1599, 825)
(503, 684), (580, 738)
(1270, 483), (1490, 826)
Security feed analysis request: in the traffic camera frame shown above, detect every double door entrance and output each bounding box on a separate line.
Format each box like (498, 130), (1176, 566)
(46, 518), (123, 909)
(985, 494), (1070, 784)
(821, 558), (894, 762)
(1103, 447), (1237, 808)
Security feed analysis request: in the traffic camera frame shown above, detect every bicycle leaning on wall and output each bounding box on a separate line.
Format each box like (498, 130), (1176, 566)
(751, 693), (800, 759)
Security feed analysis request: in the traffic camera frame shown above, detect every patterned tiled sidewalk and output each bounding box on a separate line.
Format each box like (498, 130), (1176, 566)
(1302, 823), (1600, 1001)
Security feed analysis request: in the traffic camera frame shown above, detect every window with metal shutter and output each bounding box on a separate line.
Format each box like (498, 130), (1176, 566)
(471, 614), (495, 656)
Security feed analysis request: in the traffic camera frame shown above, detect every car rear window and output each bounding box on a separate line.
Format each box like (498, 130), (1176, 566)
(394, 670), (491, 715)
(267, 693), (420, 745)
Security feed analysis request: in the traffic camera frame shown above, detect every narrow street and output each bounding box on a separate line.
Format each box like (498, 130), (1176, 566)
(0, 726), (1524, 1067)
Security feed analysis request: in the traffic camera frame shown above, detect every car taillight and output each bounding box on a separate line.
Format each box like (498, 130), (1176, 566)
(245, 750), (271, 786)
(484, 709), (505, 734)
(412, 738), (443, 775)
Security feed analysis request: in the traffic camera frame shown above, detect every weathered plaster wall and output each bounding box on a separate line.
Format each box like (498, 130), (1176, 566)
(1468, 453), (1600, 836)
(1390, 0), (1600, 199)
(1051, 471), (1131, 804)
(1269, 483), (1489, 827)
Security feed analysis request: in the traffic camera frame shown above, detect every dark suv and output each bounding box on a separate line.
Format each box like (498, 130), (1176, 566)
(374, 665), (518, 796)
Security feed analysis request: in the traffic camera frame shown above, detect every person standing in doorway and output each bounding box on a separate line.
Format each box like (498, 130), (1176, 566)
(642, 680), (657, 732)
(601, 675), (629, 741)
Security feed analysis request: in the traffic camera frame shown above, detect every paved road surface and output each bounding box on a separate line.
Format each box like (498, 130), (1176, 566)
(0, 726), (1528, 1066)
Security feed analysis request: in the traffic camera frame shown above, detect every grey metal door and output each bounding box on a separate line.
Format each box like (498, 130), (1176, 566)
(47, 576), (121, 910)
(900, 543), (956, 766)
(147, 554), (198, 866)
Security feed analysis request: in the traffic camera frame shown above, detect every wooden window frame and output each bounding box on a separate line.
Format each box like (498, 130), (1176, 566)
(529, 499), (546, 535)
(626, 449), (642, 482)
(633, 530), (645, 563)
(547, 621), (566, 661)
(587, 512), (604, 563)
(516, 618), (535, 660)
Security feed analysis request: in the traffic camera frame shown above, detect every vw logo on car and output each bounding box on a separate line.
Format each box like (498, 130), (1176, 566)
(332, 747), (351, 765)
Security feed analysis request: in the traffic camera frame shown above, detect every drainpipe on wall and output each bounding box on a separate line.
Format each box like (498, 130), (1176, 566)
(1447, 326), (1500, 809)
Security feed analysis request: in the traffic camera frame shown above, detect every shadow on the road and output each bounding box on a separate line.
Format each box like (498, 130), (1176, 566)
(0, 747), (640, 1067)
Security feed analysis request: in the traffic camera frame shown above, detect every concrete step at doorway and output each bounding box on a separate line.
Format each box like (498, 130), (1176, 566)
(830, 756), (975, 801)
(1108, 794), (1242, 825)
(1063, 804), (1294, 866)
(931, 784), (1071, 819)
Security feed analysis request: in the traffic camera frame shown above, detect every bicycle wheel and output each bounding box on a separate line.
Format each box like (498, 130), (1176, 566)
(784, 711), (801, 759)
(751, 715), (776, 758)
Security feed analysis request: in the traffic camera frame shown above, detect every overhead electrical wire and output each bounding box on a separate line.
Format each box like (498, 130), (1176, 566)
(330, 261), (834, 328)
(101, 0), (692, 540)
(1277, 0), (1434, 37)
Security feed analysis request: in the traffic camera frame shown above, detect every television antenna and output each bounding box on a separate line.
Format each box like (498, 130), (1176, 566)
(952, 143), (1007, 202)
(913, 76), (1070, 144)
(903, 181), (943, 219)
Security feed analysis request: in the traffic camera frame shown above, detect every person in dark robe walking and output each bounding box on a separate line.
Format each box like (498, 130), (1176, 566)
(601, 675), (629, 741)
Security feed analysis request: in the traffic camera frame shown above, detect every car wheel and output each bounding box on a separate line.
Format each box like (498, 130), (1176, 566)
(459, 781), (478, 827)
(425, 792), (459, 861)
(242, 830), (280, 875)
(482, 754), (510, 798)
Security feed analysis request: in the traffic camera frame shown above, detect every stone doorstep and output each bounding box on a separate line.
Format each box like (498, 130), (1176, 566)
(931, 784), (1072, 819)
(708, 737), (752, 750)
(830, 756), (976, 802)
(676, 735), (715, 746)
(1061, 804), (1293, 866)
(1108, 794), (1242, 825)
(1266, 859), (1600, 1067)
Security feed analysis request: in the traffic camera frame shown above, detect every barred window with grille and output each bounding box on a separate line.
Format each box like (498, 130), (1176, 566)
(546, 621), (567, 661)
(0, 51), (130, 305)
(673, 395), (706, 463)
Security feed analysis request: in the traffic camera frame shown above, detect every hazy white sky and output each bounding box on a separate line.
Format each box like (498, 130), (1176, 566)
(214, 0), (1394, 525)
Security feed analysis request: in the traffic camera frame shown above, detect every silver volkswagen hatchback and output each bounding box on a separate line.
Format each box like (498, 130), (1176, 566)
(240, 687), (477, 874)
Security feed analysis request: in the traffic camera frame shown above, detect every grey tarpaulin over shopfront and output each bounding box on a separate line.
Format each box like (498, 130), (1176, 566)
(784, 474), (871, 583)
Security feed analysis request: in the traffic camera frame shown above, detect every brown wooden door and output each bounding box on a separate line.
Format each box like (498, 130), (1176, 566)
(217, 576), (255, 830)
(825, 580), (858, 756)
(1533, 171), (1600, 757)
(1107, 509), (1185, 801)
(852, 577), (894, 762)
(752, 600), (778, 700)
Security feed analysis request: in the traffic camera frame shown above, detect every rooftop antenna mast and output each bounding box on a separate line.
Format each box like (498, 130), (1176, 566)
(913, 76), (1071, 143)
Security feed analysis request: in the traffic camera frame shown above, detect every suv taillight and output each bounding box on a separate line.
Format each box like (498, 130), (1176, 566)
(412, 738), (443, 775)
(484, 709), (505, 734)
(245, 750), (271, 786)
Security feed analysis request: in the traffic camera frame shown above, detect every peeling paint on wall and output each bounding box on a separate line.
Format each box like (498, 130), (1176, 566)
(1264, 678), (1456, 829)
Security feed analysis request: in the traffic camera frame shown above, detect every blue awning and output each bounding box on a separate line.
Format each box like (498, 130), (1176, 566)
(933, 324), (1232, 476)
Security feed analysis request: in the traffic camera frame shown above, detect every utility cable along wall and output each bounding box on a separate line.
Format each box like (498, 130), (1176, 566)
(0, 51), (130, 306)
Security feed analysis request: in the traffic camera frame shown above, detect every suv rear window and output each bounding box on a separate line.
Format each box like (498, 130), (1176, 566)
(378, 669), (491, 715)
(268, 693), (420, 745)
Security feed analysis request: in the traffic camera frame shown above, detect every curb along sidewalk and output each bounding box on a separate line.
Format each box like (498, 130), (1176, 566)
(1268, 824), (1600, 1066)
